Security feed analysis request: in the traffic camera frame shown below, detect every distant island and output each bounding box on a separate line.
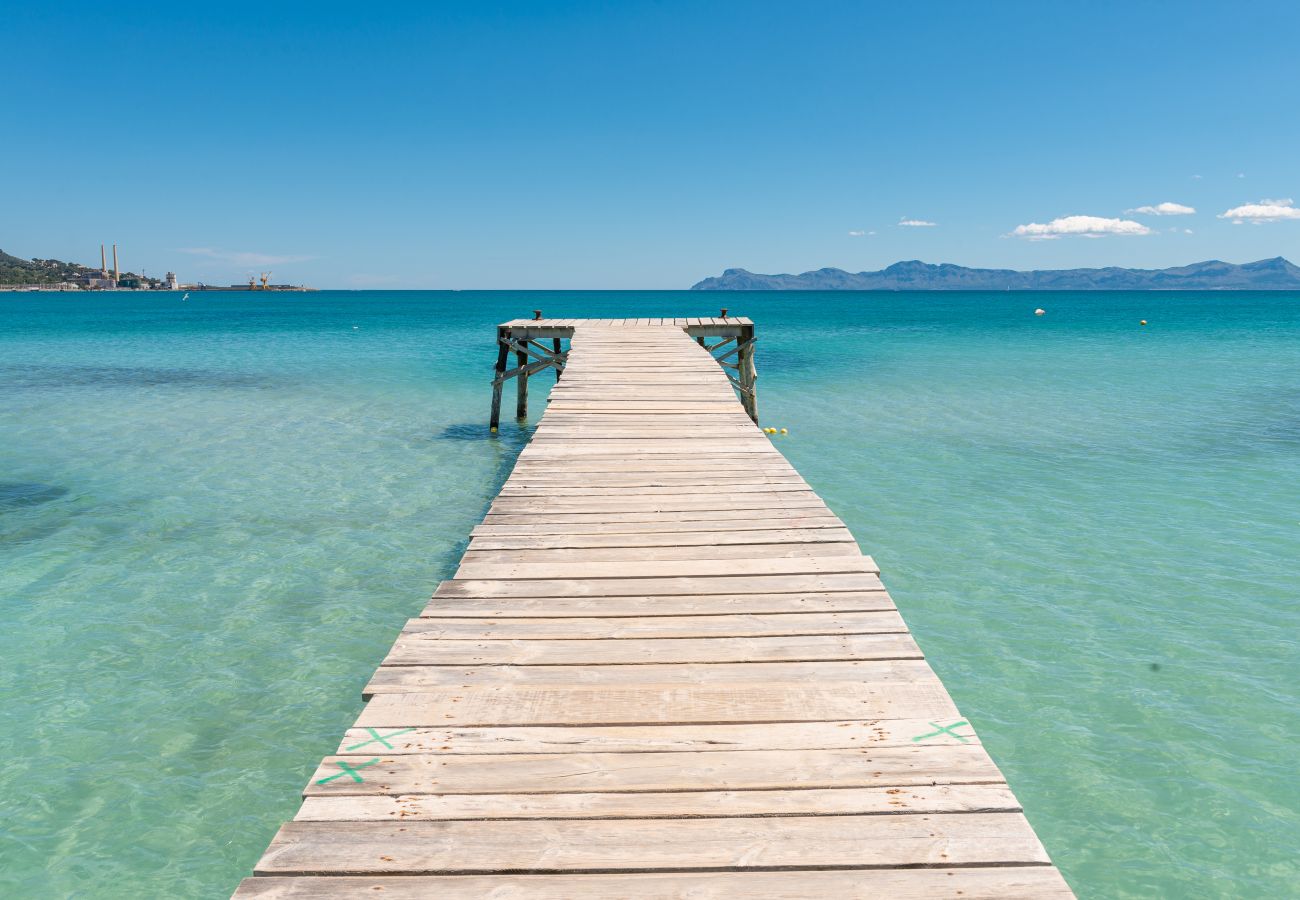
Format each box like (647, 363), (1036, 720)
(692, 257), (1300, 291)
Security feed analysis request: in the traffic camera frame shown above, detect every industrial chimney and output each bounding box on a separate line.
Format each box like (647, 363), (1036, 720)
(101, 244), (107, 276)
(112, 244), (120, 287)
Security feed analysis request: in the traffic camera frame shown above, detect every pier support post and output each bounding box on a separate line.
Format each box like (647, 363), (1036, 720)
(489, 327), (509, 430)
(516, 343), (529, 419)
(553, 338), (563, 381)
(737, 323), (758, 423)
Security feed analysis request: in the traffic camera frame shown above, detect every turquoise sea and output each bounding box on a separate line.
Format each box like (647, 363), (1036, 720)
(1, 290), (1297, 897)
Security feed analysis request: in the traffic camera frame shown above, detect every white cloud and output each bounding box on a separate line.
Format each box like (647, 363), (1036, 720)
(1126, 202), (1196, 216)
(898, 218), (936, 227)
(177, 247), (316, 267)
(1218, 198), (1300, 224)
(1009, 215), (1152, 240)
(1236, 172), (1246, 178)
(868, 230), (877, 235)
(1192, 174), (1204, 180)
(847, 230), (866, 237)
(1184, 228), (1194, 234)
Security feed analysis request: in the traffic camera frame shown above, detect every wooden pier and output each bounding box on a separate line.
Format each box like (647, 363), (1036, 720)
(236, 318), (1072, 898)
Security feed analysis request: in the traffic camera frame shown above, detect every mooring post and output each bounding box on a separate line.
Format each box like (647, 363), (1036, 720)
(516, 339), (529, 419)
(737, 322), (757, 423)
(489, 326), (509, 430)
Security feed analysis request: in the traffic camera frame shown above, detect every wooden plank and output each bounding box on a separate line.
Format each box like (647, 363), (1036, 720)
(512, 448), (790, 458)
(513, 445), (789, 455)
(397, 610), (906, 640)
(530, 418), (759, 426)
(508, 457), (797, 468)
(542, 383), (732, 389)
(464, 526), (849, 550)
(540, 398), (745, 404)
(332, 716), (980, 756)
(452, 555), (877, 582)
(355, 681), (959, 727)
(458, 542), (860, 562)
(419, 589), (894, 618)
(470, 518), (847, 537)
(520, 445), (783, 454)
(382, 632), (916, 666)
(296, 782), (1017, 822)
(535, 405), (747, 414)
(522, 431), (774, 442)
(253, 814), (1048, 875)
(478, 510), (841, 527)
(237, 867), (1074, 898)
(554, 363), (715, 369)
(548, 376), (734, 384)
(496, 485), (814, 499)
(495, 487), (819, 502)
(519, 447), (784, 457)
(505, 462), (801, 475)
(545, 389), (734, 394)
(364, 658), (928, 691)
(485, 494), (829, 514)
(498, 479), (812, 491)
(435, 572), (884, 598)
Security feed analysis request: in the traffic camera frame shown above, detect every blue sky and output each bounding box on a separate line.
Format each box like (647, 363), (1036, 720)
(4, 1), (1299, 288)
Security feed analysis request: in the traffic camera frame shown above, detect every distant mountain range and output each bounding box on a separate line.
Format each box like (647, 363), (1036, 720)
(691, 257), (1300, 291)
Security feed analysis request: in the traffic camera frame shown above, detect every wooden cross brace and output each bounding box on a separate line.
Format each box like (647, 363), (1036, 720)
(491, 337), (568, 387)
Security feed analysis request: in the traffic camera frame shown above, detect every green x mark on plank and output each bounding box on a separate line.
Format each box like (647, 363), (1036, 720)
(346, 727), (416, 751)
(911, 720), (971, 743)
(315, 758), (381, 785)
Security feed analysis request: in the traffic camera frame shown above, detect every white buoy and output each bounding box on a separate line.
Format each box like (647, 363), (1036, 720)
(1034, 308), (1045, 316)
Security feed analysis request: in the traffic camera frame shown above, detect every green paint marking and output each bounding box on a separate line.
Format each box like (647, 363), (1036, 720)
(911, 720), (971, 743)
(345, 727), (415, 751)
(315, 758), (381, 785)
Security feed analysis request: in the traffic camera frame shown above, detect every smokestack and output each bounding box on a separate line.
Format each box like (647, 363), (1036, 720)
(113, 244), (119, 286)
(101, 244), (107, 276)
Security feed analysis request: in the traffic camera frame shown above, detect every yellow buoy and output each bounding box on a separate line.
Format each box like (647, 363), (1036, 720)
(490, 426), (498, 433)
(1140, 320), (1148, 326)
(780, 428), (788, 435)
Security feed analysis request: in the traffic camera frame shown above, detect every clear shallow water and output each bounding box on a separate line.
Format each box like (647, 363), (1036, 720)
(1, 290), (1297, 897)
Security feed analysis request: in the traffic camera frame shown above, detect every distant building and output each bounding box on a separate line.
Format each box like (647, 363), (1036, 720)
(165, 271), (179, 290)
(72, 271), (115, 290)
